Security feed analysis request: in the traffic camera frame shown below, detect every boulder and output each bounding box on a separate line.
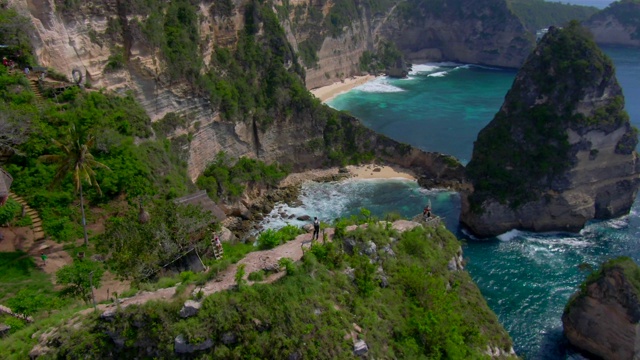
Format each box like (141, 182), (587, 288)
(563, 257), (640, 360)
(343, 238), (357, 255)
(296, 215), (311, 221)
(179, 300), (202, 318)
(362, 241), (377, 256)
(218, 226), (235, 242)
(0, 323), (10, 337)
(29, 344), (50, 359)
(174, 334), (213, 354)
(100, 308), (117, 322)
(221, 332), (238, 345)
(353, 339), (369, 356)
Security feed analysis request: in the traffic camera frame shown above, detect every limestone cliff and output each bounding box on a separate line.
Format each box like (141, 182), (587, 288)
(7, 0), (466, 187)
(584, 0), (640, 48)
(461, 22), (640, 238)
(379, 0), (534, 68)
(563, 257), (640, 360)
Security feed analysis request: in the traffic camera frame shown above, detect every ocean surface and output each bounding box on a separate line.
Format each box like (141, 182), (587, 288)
(261, 46), (640, 359)
(549, 0), (613, 8)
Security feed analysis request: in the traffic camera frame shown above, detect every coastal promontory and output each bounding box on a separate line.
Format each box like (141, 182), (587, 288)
(563, 257), (640, 360)
(460, 22), (640, 238)
(584, 0), (640, 48)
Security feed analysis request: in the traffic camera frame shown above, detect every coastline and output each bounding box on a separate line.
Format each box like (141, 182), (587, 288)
(310, 75), (376, 103)
(278, 164), (416, 188)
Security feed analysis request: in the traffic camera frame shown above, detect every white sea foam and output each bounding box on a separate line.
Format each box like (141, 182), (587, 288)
(409, 64), (441, 75)
(427, 71), (448, 77)
(497, 229), (522, 242)
(355, 78), (405, 93)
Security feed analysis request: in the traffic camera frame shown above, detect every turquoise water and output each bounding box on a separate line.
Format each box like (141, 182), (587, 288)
(263, 47), (640, 358)
(328, 64), (516, 164)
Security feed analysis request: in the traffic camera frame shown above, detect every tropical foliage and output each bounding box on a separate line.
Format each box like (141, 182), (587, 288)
(46, 222), (513, 359)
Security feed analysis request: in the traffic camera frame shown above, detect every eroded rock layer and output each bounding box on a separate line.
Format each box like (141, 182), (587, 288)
(563, 257), (640, 360)
(461, 23), (640, 238)
(584, 0), (640, 48)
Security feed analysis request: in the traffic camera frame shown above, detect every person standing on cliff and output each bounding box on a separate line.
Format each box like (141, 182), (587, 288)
(312, 217), (320, 241)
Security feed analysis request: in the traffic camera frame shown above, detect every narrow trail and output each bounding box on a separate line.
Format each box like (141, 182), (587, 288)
(94, 220), (423, 315)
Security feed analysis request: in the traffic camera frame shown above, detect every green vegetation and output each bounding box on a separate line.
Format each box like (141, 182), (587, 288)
(40, 125), (110, 246)
(507, 0), (598, 31)
(196, 152), (288, 202)
(466, 21), (629, 209)
(566, 256), (640, 311)
(0, 6), (35, 67)
(588, 0), (640, 39)
(359, 41), (404, 75)
(56, 259), (104, 302)
(256, 224), (303, 250)
(42, 220), (513, 359)
(98, 200), (211, 281)
(583, 256), (640, 295)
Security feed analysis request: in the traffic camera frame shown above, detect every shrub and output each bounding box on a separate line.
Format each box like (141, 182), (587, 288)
(0, 198), (20, 225)
(56, 260), (104, 302)
(248, 270), (265, 281)
(257, 229), (280, 250)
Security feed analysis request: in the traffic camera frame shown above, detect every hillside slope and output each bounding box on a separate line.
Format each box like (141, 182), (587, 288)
(38, 221), (517, 359)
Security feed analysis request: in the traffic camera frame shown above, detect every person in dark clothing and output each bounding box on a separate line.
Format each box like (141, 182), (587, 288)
(313, 217), (320, 240)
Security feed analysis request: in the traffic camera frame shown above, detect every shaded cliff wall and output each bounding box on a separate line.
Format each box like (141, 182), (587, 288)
(379, 0), (534, 67)
(563, 257), (640, 360)
(279, 0), (534, 90)
(9, 0), (465, 186)
(584, 0), (640, 47)
(461, 23), (640, 237)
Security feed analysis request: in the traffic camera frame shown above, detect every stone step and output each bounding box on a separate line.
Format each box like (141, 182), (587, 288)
(33, 231), (45, 240)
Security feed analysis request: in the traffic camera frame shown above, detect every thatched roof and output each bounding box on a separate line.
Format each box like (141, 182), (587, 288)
(173, 190), (226, 222)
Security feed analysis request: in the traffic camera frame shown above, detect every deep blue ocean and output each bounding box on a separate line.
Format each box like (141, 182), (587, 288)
(261, 46), (640, 359)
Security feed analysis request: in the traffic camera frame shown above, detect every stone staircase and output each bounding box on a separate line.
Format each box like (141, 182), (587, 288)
(8, 192), (45, 252)
(27, 77), (44, 109)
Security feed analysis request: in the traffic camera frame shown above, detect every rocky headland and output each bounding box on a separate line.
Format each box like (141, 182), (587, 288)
(563, 257), (640, 360)
(460, 22), (640, 238)
(380, 0), (534, 68)
(584, 0), (640, 48)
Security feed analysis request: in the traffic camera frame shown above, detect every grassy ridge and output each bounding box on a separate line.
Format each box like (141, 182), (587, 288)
(47, 223), (513, 359)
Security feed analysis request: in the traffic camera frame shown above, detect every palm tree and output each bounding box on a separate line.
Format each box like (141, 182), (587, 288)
(39, 125), (109, 246)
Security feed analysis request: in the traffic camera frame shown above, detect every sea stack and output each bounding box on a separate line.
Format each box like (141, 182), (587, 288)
(562, 257), (640, 359)
(460, 22), (640, 238)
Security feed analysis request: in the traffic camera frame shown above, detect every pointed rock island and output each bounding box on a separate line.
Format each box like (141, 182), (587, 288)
(460, 22), (640, 238)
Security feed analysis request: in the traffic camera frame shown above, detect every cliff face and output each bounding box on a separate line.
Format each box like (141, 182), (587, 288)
(379, 0), (534, 68)
(583, 0), (640, 47)
(563, 257), (640, 360)
(8, 0), (529, 184)
(461, 23), (640, 238)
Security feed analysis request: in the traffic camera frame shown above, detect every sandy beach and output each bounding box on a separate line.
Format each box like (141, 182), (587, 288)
(310, 75), (376, 103)
(278, 164), (416, 188)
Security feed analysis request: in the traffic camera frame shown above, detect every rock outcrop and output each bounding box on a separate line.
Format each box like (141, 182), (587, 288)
(461, 22), (640, 237)
(379, 0), (534, 68)
(563, 257), (640, 360)
(8, 0), (470, 186)
(584, 0), (640, 48)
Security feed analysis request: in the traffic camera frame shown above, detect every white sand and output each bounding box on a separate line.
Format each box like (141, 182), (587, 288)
(347, 164), (416, 180)
(278, 164), (416, 188)
(310, 75), (376, 103)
